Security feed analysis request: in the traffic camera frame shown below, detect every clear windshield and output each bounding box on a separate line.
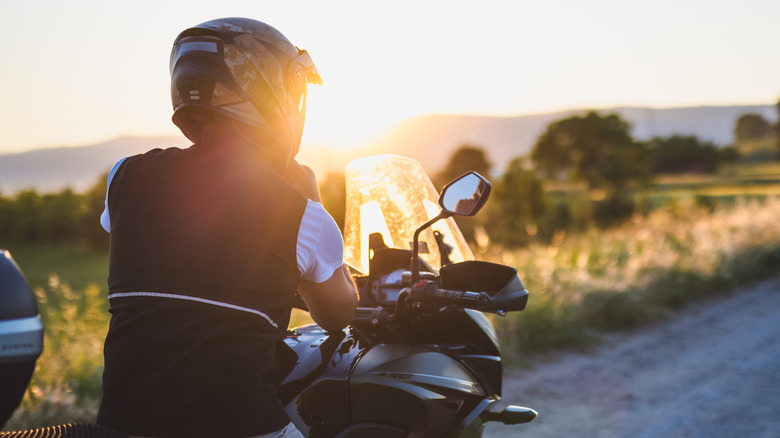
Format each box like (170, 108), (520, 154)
(343, 155), (474, 275)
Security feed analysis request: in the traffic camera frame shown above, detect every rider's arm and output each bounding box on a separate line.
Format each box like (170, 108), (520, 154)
(298, 264), (357, 332)
(295, 203), (358, 332)
(289, 161), (358, 332)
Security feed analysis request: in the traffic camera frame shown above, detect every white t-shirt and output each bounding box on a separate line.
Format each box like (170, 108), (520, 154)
(101, 158), (344, 284)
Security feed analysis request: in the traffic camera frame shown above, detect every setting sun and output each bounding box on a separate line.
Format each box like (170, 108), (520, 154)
(1, 1), (778, 154)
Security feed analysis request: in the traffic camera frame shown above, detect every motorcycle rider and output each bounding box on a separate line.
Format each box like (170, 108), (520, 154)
(97, 18), (358, 438)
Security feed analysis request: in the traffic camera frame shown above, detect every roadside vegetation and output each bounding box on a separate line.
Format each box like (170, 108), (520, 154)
(3, 102), (780, 429)
(484, 196), (780, 363)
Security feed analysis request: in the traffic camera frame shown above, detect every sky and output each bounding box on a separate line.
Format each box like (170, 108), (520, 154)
(0, 0), (778, 154)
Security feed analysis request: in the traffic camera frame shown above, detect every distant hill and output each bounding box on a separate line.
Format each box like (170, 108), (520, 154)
(0, 105), (775, 193)
(0, 136), (190, 194)
(359, 104), (777, 174)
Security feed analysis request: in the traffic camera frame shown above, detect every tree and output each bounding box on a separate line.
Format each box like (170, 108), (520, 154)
(82, 172), (110, 250)
(0, 193), (13, 239)
(733, 111), (777, 161)
(0, 175), (110, 249)
(647, 135), (720, 174)
(39, 188), (84, 243)
(434, 145), (492, 244)
(485, 158), (550, 246)
(531, 111), (648, 190)
(735, 113), (772, 143)
(717, 145), (740, 166)
(436, 144), (492, 189)
(11, 190), (42, 242)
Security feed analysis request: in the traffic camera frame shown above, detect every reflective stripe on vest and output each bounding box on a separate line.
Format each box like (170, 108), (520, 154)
(108, 292), (278, 328)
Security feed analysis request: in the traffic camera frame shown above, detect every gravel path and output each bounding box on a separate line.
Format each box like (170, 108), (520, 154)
(484, 276), (780, 438)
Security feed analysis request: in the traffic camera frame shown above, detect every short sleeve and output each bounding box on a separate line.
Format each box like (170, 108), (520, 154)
(296, 200), (345, 283)
(100, 157), (128, 232)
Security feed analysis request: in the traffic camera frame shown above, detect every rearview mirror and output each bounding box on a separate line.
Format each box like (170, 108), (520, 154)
(411, 171), (492, 283)
(439, 172), (491, 216)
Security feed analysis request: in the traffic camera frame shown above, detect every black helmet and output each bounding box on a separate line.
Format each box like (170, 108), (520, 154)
(170, 18), (322, 171)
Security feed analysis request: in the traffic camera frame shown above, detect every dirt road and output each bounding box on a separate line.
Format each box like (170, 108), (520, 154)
(484, 276), (780, 438)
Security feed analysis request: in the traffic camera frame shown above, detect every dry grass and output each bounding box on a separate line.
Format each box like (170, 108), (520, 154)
(480, 196), (780, 360)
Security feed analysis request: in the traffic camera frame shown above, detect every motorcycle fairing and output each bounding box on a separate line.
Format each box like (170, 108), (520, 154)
(349, 344), (489, 437)
(280, 325), (365, 437)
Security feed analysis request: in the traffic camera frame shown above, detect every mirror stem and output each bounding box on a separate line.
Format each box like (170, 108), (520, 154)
(410, 211), (449, 284)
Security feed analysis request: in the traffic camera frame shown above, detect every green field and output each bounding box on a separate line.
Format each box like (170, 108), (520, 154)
(651, 161), (780, 199)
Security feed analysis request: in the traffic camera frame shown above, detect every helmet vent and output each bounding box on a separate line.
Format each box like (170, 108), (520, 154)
(179, 40), (218, 54)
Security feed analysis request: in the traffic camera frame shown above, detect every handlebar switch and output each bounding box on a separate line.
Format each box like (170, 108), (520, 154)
(402, 271), (436, 286)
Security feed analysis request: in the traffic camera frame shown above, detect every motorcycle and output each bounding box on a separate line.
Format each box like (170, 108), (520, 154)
(0, 154), (536, 437)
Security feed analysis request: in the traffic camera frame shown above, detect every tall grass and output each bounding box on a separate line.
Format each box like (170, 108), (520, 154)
(481, 196), (780, 362)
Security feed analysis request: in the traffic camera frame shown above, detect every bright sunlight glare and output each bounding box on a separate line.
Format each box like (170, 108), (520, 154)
(0, 1), (779, 153)
(358, 201), (395, 273)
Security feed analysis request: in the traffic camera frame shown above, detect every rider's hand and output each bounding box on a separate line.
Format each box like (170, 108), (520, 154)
(286, 160), (321, 202)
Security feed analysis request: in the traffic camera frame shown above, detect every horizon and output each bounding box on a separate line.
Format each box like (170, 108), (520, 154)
(2, 102), (776, 156)
(2, 1), (779, 154)
(0, 103), (777, 195)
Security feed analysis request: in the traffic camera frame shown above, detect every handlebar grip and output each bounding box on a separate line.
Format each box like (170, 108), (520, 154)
(415, 281), (490, 309)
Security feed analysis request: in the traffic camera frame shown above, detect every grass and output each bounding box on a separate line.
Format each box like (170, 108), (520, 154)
(642, 160), (780, 207)
(5, 192), (780, 429)
(480, 196), (780, 364)
(4, 243), (109, 296)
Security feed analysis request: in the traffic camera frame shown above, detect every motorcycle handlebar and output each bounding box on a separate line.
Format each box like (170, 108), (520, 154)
(350, 278), (525, 330)
(412, 280), (490, 310)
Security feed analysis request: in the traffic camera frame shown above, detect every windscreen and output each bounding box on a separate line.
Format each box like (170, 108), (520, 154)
(342, 155), (473, 274)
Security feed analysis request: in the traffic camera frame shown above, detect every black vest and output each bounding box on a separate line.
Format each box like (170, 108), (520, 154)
(98, 140), (307, 437)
